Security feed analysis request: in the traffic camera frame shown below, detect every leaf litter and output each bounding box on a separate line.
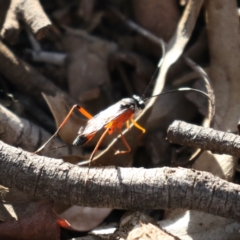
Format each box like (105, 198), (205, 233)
(1, 0), (240, 239)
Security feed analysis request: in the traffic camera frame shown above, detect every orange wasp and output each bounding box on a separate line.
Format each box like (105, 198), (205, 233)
(34, 94), (146, 161)
(34, 87), (211, 162)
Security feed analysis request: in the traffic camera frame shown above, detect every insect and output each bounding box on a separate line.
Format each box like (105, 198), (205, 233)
(34, 94), (147, 160)
(34, 86), (212, 165)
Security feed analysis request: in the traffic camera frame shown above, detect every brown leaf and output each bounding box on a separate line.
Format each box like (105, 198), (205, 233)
(42, 92), (86, 145)
(62, 31), (117, 114)
(160, 210), (240, 240)
(147, 88), (197, 131)
(132, 0), (180, 56)
(110, 51), (156, 96)
(0, 201), (60, 240)
(59, 206), (112, 231)
(113, 212), (177, 240)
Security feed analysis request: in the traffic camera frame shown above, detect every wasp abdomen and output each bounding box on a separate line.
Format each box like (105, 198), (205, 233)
(73, 135), (88, 146)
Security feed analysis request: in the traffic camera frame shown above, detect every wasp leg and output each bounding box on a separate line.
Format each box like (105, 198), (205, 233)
(115, 129), (131, 155)
(130, 117), (146, 133)
(125, 120), (130, 129)
(77, 105), (93, 119)
(89, 128), (109, 163)
(33, 104), (93, 154)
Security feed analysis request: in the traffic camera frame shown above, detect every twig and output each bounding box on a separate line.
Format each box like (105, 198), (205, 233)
(108, 6), (166, 51)
(0, 105), (84, 158)
(167, 120), (240, 157)
(26, 31), (67, 66)
(0, 41), (75, 107)
(1, 140), (240, 221)
(1, 0), (51, 43)
(25, 50), (67, 66)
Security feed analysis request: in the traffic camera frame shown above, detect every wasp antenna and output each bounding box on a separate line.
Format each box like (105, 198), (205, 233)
(141, 39), (166, 99)
(141, 67), (160, 100)
(144, 87), (213, 108)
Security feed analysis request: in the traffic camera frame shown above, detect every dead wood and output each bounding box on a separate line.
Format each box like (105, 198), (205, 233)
(0, 41), (75, 107)
(1, 140), (240, 221)
(0, 104), (84, 159)
(1, 0), (52, 43)
(108, 6), (165, 50)
(167, 120), (240, 157)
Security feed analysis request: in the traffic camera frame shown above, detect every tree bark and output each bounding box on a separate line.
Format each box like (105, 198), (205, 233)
(1, 0), (51, 43)
(0, 140), (240, 221)
(167, 120), (240, 157)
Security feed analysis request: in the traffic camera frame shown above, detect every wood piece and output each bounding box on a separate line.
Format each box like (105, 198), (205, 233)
(0, 41), (75, 107)
(0, 104), (84, 158)
(0, 141), (240, 221)
(1, 0), (51, 43)
(167, 120), (240, 157)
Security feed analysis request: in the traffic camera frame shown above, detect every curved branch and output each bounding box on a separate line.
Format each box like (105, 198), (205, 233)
(0, 141), (240, 221)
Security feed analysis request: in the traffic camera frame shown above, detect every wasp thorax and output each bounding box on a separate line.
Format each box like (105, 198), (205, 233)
(132, 95), (145, 110)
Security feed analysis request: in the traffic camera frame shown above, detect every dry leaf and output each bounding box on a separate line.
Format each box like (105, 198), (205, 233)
(59, 206), (112, 232)
(127, 222), (176, 240)
(62, 31), (117, 114)
(159, 210), (240, 240)
(0, 201), (59, 240)
(112, 212), (177, 240)
(110, 51), (156, 96)
(147, 88), (197, 132)
(132, 0), (180, 56)
(43, 92), (86, 145)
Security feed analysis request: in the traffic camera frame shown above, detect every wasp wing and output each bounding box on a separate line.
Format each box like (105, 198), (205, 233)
(78, 100), (130, 137)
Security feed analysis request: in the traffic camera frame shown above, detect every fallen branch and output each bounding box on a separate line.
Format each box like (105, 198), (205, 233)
(0, 140), (240, 221)
(0, 105), (84, 158)
(0, 41), (74, 107)
(1, 0), (51, 43)
(167, 120), (240, 156)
